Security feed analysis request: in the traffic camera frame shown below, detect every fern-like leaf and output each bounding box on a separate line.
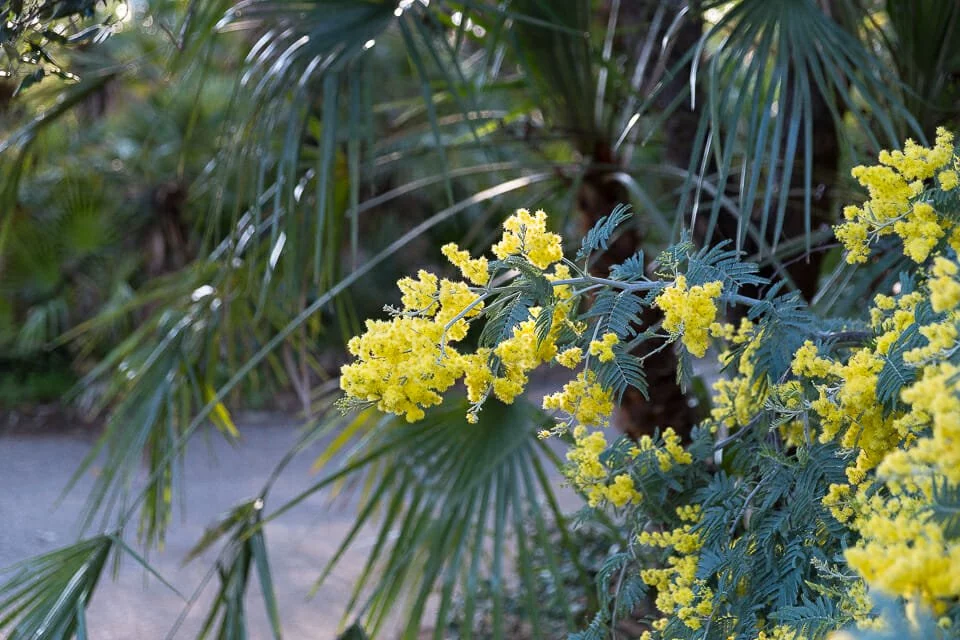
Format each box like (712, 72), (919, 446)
(583, 290), (645, 339)
(609, 250), (646, 282)
(687, 241), (767, 291)
(479, 292), (534, 348)
(930, 476), (960, 539)
(576, 204), (632, 261)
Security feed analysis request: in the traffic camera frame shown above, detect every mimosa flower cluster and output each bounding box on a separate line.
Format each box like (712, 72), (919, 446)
(340, 208), (568, 423)
(835, 127), (959, 263)
(638, 505), (714, 635)
(340, 207), (729, 507)
(339, 130), (960, 640)
(777, 131), (960, 630)
(655, 276), (724, 357)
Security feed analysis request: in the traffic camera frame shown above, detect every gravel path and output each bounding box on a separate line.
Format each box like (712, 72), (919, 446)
(2, 415), (409, 639)
(0, 412), (581, 639)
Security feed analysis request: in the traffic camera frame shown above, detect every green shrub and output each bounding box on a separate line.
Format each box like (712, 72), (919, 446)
(338, 130), (960, 639)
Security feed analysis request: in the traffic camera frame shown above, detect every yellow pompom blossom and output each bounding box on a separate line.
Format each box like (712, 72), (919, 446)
(893, 362), (960, 484)
(546, 261), (574, 298)
(491, 208), (563, 269)
(555, 346), (583, 369)
(844, 487), (960, 610)
(835, 127), (957, 264)
(460, 349), (493, 404)
(903, 321), (958, 365)
(340, 317), (464, 422)
(588, 332), (619, 363)
(566, 425), (609, 506)
(631, 427), (693, 472)
(785, 281), (953, 484)
(940, 169), (959, 191)
(639, 505), (714, 631)
(655, 276), (724, 357)
(341, 273), (485, 422)
(543, 370), (614, 426)
(606, 473), (641, 508)
(435, 279), (485, 341)
(491, 312), (559, 404)
(711, 319), (765, 430)
(441, 242), (490, 285)
(822, 483), (855, 524)
(343, 208), (584, 423)
(929, 256), (960, 313)
(834, 219), (871, 264)
(565, 425), (642, 508)
(805, 347), (902, 484)
(894, 201), (944, 263)
(791, 342), (840, 378)
(565, 423), (690, 509)
(397, 269), (440, 315)
(878, 129), (954, 180)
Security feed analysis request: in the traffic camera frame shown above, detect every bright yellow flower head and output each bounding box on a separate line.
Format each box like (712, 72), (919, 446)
(441, 242), (490, 285)
(939, 169), (958, 191)
(588, 332), (619, 363)
(791, 341), (837, 378)
(492, 208), (563, 269)
(837, 128), (957, 263)
(435, 279), (484, 341)
(605, 473), (641, 507)
(340, 317), (463, 422)
(397, 270), (439, 315)
(894, 201), (944, 263)
(542, 370), (614, 426)
(654, 276), (724, 357)
(930, 256), (960, 313)
(834, 221), (871, 264)
(555, 346), (583, 369)
(638, 504), (712, 630)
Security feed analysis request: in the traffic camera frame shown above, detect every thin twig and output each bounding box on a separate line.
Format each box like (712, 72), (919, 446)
(730, 479), (765, 536)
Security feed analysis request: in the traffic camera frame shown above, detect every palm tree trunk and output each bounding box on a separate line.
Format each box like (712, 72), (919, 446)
(577, 0), (703, 439)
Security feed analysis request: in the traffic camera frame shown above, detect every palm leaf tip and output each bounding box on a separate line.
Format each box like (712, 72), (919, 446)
(0, 536), (113, 639)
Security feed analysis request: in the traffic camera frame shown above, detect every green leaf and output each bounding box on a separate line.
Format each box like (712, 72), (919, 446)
(930, 477), (960, 539)
(0, 536), (113, 639)
(608, 251), (645, 282)
(576, 204), (633, 261)
(595, 347), (647, 403)
(267, 396), (585, 637)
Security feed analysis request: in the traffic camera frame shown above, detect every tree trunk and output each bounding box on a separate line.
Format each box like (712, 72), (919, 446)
(576, 0), (704, 439)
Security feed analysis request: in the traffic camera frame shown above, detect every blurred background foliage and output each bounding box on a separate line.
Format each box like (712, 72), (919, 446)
(2, 0), (960, 637)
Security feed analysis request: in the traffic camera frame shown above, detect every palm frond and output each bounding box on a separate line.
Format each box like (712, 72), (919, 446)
(0, 536), (112, 639)
(664, 0), (924, 252)
(0, 534), (182, 640)
(185, 501), (282, 640)
(265, 397), (587, 638)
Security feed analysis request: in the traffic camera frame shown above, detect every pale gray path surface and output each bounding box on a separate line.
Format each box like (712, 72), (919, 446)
(0, 413), (582, 640)
(0, 415), (390, 639)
